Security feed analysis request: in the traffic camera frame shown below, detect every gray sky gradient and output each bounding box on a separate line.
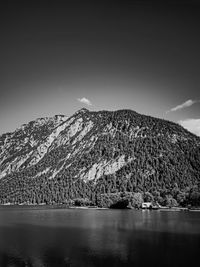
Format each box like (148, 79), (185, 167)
(0, 1), (200, 135)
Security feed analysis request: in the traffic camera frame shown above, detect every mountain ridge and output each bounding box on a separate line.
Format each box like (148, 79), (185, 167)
(0, 108), (200, 207)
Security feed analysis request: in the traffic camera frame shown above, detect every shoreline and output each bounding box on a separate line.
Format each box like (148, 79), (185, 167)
(1, 204), (200, 212)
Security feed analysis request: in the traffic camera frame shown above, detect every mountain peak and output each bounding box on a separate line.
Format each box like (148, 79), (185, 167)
(75, 108), (90, 114)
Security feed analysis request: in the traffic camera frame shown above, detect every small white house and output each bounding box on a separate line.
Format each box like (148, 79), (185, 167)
(142, 202), (152, 209)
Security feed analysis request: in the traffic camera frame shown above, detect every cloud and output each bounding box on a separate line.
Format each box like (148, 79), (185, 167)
(166, 99), (199, 113)
(179, 118), (200, 136)
(77, 97), (92, 106)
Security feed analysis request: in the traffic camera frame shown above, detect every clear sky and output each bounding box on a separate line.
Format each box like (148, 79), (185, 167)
(0, 0), (200, 135)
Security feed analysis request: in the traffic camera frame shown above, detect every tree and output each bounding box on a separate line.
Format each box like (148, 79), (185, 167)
(143, 192), (154, 202)
(130, 192), (143, 209)
(189, 186), (200, 206)
(176, 192), (187, 206)
(165, 195), (178, 207)
(74, 198), (90, 206)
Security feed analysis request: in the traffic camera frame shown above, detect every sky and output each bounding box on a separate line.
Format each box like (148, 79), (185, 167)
(0, 0), (200, 136)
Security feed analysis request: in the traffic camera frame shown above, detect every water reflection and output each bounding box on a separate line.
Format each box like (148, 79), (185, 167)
(0, 207), (200, 267)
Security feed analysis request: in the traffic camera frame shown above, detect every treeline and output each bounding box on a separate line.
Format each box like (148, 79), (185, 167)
(96, 187), (200, 208)
(0, 171), (200, 207)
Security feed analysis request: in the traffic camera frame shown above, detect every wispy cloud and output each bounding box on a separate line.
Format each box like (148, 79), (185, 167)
(77, 97), (92, 106)
(179, 118), (200, 136)
(166, 99), (199, 113)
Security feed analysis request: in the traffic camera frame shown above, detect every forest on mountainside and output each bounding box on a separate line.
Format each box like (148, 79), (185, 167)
(0, 109), (200, 207)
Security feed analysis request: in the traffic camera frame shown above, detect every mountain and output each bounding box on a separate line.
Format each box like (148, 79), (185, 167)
(0, 108), (200, 207)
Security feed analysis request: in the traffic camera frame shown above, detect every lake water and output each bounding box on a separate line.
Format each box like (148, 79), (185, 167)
(0, 207), (200, 267)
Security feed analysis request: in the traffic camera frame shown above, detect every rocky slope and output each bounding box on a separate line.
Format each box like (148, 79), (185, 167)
(0, 108), (200, 206)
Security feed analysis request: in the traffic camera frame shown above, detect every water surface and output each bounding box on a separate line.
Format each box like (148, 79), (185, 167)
(0, 206), (200, 267)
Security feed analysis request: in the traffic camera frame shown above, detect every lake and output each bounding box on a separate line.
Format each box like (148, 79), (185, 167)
(0, 206), (200, 267)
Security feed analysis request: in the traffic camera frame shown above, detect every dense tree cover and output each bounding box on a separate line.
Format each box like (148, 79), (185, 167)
(0, 109), (200, 207)
(0, 172), (199, 207)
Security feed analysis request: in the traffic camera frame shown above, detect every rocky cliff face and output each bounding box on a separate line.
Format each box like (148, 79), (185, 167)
(0, 108), (200, 205)
(0, 115), (68, 179)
